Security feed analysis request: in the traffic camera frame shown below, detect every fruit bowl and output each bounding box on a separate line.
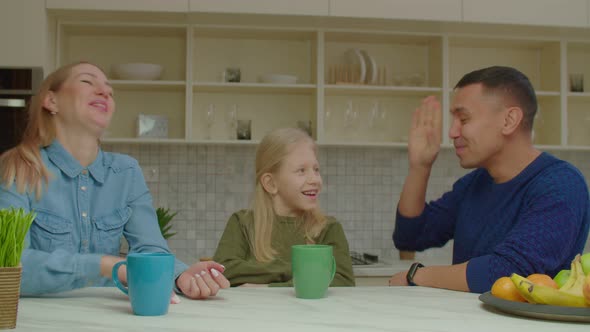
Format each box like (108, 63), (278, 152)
(111, 63), (163, 80)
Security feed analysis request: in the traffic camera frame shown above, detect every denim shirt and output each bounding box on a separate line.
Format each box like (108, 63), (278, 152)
(0, 141), (188, 295)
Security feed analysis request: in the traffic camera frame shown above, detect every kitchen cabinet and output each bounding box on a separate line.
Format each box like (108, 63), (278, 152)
(189, 0), (329, 16)
(0, 0), (47, 68)
(329, 0), (462, 22)
(54, 18), (590, 148)
(462, 0), (587, 28)
(46, 0), (189, 12)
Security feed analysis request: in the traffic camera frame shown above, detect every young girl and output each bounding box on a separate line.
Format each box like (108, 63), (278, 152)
(213, 127), (355, 286)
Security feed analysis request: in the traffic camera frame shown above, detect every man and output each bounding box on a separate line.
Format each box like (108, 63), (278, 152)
(388, 66), (590, 293)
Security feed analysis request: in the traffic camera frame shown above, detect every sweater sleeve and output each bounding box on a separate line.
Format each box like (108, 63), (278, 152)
(393, 171), (476, 251)
(466, 170), (589, 293)
(320, 220), (355, 286)
(213, 212), (290, 287)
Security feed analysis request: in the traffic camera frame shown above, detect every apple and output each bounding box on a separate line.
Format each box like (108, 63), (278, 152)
(553, 269), (571, 288)
(581, 253), (590, 275)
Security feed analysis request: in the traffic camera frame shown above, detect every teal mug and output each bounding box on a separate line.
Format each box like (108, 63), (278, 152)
(291, 244), (336, 299)
(112, 252), (175, 316)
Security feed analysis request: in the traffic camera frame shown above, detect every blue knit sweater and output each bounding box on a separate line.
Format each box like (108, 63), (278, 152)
(393, 152), (590, 293)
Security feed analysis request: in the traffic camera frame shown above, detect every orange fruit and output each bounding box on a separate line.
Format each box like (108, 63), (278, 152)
(491, 276), (526, 302)
(527, 273), (558, 289)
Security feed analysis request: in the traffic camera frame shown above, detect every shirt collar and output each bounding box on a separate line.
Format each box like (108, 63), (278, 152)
(46, 140), (106, 184)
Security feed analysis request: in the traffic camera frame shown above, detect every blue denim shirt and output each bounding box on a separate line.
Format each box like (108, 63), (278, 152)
(0, 140), (188, 295)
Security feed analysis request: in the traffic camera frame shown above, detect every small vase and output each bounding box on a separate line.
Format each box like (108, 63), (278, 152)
(0, 266), (22, 329)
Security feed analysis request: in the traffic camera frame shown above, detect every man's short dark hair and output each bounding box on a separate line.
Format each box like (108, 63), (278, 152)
(454, 66), (538, 131)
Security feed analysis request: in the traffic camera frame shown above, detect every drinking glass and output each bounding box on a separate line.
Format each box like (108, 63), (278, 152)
(237, 119), (252, 140)
(205, 104), (215, 139)
(226, 104), (238, 140)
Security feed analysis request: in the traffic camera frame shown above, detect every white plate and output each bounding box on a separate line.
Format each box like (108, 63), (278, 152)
(360, 50), (377, 85)
(345, 48), (366, 84)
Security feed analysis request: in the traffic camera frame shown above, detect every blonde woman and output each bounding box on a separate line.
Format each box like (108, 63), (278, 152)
(213, 127), (355, 286)
(0, 62), (229, 299)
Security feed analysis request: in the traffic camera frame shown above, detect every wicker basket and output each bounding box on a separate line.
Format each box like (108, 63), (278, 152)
(0, 266), (22, 329)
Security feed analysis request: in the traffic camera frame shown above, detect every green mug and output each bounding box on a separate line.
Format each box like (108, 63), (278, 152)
(291, 244), (336, 299)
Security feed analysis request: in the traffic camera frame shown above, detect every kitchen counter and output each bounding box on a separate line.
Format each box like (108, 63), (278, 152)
(13, 286), (588, 331)
(353, 259), (445, 277)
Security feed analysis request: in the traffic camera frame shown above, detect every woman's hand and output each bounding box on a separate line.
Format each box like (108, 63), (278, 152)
(175, 261), (230, 299)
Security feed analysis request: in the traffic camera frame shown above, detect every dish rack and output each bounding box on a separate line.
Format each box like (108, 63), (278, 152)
(350, 251), (379, 265)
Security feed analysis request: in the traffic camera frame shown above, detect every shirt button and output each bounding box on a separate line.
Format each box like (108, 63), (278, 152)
(81, 186), (87, 191)
(82, 212), (87, 218)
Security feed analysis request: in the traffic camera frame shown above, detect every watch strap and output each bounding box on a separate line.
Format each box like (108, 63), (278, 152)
(406, 262), (424, 286)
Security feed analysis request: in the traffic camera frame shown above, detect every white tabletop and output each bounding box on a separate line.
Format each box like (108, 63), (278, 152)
(14, 287), (588, 331)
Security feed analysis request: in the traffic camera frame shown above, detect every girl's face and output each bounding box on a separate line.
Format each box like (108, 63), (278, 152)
(270, 141), (322, 217)
(46, 63), (115, 138)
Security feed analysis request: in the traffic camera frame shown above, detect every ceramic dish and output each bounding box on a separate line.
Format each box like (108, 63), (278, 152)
(479, 291), (590, 323)
(259, 74), (297, 84)
(345, 48), (366, 84)
(112, 63), (163, 80)
(360, 50), (377, 85)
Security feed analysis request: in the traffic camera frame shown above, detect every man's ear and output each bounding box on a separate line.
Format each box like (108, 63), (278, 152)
(43, 91), (58, 114)
(502, 106), (523, 135)
(260, 173), (277, 194)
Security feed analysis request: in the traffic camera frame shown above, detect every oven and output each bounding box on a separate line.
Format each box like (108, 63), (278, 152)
(0, 67), (43, 155)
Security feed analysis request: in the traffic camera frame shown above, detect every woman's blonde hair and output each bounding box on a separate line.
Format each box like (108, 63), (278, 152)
(251, 127), (327, 262)
(0, 62), (95, 199)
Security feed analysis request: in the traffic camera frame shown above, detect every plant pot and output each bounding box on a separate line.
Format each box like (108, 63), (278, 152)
(0, 266), (22, 329)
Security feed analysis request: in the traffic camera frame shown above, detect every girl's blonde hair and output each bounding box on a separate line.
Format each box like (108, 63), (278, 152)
(0, 62), (95, 199)
(251, 127), (327, 262)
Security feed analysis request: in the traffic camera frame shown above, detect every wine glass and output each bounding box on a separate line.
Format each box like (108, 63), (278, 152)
(205, 103), (215, 139)
(226, 104), (238, 140)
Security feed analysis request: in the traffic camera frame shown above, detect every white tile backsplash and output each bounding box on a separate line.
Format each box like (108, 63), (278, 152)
(104, 143), (590, 266)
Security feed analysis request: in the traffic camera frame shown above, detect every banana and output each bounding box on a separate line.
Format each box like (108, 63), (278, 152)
(510, 273), (538, 303)
(559, 255), (580, 292)
(560, 254), (585, 297)
(511, 273), (587, 308)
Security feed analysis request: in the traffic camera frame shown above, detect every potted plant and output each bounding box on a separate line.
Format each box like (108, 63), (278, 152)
(0, 208), (35, 330)
(156, 207), (177, 240)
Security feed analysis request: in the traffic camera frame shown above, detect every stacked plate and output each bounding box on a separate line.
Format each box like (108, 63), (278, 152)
(345, 48), (377, 85)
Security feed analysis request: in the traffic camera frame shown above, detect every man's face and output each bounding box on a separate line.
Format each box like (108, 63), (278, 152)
(449, 83), (507, 169)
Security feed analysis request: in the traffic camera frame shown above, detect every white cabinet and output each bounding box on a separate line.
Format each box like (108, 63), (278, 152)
(46, 0), (189, 12)
(329, 0), (462, 22)
(54, 18), (590, 149)
(0, 0), (47, 68)
(462, 0), (587, 28)
(189, 0), (329, 16)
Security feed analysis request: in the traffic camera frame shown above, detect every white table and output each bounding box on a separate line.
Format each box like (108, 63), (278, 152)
(13, 287), (588, 331)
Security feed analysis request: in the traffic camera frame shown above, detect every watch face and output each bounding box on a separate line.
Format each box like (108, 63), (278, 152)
(407, 262), (424, 286)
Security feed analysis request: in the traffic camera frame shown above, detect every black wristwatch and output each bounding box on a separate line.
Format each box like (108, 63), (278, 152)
(406, 262), (424, 286)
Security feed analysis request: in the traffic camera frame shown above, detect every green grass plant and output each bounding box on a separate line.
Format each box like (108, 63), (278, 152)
(156, 207), (177, 240)
(0, 208), (35, 267)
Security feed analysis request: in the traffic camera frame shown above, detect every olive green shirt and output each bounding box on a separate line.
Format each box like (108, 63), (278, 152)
(213, 210), (355, 287)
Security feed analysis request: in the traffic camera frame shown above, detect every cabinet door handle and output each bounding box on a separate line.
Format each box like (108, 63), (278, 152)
(0, 98), (26, 108)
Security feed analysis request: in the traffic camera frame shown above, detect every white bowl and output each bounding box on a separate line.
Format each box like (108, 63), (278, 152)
(259, 74), (297, 84)
(112, 63), (163, 80)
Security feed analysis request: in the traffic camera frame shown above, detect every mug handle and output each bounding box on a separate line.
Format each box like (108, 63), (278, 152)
(329, 256), (336, 282)
(112, 261), (128, 295)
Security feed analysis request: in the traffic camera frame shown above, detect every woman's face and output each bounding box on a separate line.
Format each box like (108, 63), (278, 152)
(47, 63), (115, 138)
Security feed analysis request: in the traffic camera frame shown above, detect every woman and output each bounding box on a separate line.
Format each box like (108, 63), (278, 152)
(0, 62), (229, 299)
